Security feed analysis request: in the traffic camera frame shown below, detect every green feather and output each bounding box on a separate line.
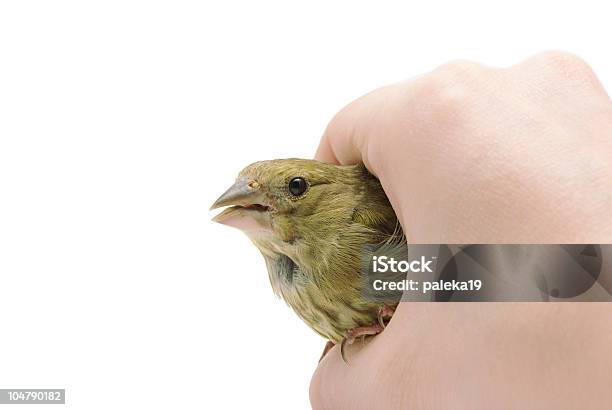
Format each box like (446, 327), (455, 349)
(230, 159), (404, 343)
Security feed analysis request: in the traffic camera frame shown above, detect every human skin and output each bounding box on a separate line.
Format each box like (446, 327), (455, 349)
(310, 51), (612, 409)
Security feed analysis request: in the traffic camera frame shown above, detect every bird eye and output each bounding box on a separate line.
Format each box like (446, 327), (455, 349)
(288, 177), (307, 196)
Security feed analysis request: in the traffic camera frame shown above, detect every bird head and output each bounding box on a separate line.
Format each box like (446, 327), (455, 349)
(210, 158), (374, 254)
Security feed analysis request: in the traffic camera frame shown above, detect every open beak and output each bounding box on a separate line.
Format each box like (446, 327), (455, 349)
(210, 177), (272, 232)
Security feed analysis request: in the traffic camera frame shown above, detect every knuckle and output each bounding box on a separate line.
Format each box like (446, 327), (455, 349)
(436, 59), (485, 78)
(438, 59), (482, 73)
(424, 60), (488, 103)
(527, 50), (601, 87)
(416, 63), (480, 113)
(535, 50), (589, 70)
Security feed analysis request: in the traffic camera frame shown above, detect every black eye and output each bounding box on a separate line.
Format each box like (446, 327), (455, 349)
(288, 177), (307, 196)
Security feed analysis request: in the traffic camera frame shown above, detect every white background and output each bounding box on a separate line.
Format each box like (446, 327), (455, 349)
(0, 1), (610, 409)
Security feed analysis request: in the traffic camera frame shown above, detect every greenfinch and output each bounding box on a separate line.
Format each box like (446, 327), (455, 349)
(211, 159), (404, 359)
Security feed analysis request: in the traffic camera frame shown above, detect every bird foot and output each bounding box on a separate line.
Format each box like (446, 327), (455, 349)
(377, 304), (396, 328)
(319, 341), (335, 362)
(340, 323), (385, 363)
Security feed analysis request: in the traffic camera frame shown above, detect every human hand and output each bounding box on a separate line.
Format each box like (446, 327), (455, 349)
(311, 51), (612, 409)
(315, 51), (612, 244)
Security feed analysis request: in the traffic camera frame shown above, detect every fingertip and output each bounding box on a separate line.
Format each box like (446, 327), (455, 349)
(314, 100), (368, 166)
(314, 134), (340, 164)
(314, 127), (364, 166)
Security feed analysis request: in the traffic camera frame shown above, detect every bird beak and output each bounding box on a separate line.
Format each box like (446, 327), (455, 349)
(210, 177), (272, 232)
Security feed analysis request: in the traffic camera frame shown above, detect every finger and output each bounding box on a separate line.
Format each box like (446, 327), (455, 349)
(309, 339), (370, 409)
(313, 131), (340, 164)
(313, 84), (398, 167)
(315, 109), (365, 166)
(514, 50), (610, 99)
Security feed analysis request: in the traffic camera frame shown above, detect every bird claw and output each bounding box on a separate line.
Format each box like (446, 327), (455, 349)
(377, 304), (396, 328)
(340, 323), (385, 363)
